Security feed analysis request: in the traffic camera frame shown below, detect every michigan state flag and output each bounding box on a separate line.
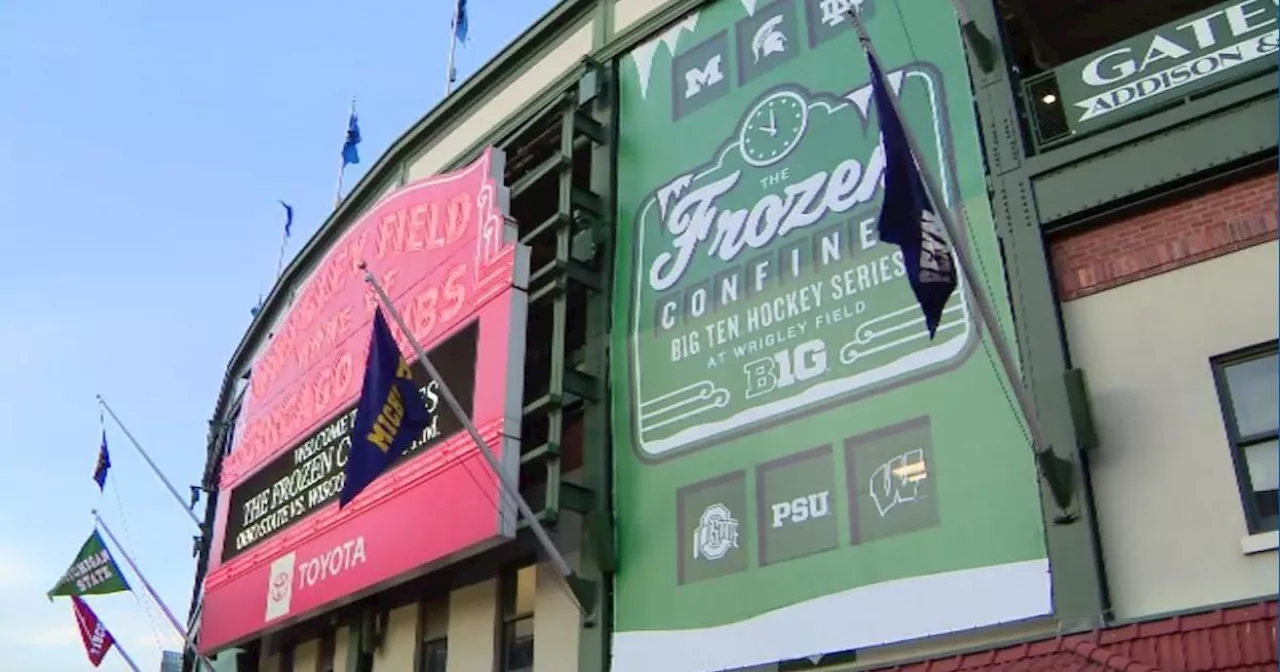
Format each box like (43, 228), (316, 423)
(48, 530), (131, 599)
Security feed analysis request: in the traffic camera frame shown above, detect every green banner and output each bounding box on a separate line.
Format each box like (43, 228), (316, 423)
(1050, 0), (1277, 135)
(609, 1), (1050, 670)
(48, 530), (131, 600)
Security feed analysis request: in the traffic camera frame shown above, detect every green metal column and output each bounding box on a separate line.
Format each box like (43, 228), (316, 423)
(964, 0), (1109, 631)
(575, 56), (616, 672)
(502, 55), (614, 672)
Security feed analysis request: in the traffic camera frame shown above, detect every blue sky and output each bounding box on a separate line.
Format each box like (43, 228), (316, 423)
(0, 1), (555, 669)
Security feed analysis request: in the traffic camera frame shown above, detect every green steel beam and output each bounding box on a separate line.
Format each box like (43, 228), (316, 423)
(1024, 73), (1277, 179)
(1032, 89), (1278, 225)
(577, 52), (616, 672)
(967, 0), (1110, 632)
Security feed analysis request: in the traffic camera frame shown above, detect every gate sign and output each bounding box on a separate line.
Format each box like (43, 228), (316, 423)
(609, 1), (1051, 671)
(200, 148), (529, 653)
(1055, 0), (1278, 134)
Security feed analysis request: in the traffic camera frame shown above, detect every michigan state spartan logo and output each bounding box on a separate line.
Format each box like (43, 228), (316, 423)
(623, 69), (977, 461)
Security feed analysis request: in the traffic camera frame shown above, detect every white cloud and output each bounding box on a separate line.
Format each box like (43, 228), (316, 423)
(0, 544), (35, 591)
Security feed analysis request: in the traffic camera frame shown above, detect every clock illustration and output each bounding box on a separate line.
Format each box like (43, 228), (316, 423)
(738, 90), (809, 168)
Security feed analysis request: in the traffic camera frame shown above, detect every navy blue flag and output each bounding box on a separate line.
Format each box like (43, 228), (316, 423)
(93, 432), (110, 491)
(278, 200), (294, 238)
(342, 110), (361, 166)
(453, 0), (468, 43)
(339, 308), (434, 507)
(867, 52), (957, 339)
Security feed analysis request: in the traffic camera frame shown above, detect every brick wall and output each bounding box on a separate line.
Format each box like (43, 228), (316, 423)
(1050, 170), (1279, 302)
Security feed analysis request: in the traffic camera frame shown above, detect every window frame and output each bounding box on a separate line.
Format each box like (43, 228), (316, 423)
(316, 629), (336, 672)
(415, 594), (449, 672)
(417, 638), (448, 672)
(1210, 339), (1280, 535)
(498, 562), (537, 672)
(279, 642), (295, 672)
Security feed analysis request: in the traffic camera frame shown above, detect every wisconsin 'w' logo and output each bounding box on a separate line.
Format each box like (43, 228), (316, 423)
(869, 449), (928, 517)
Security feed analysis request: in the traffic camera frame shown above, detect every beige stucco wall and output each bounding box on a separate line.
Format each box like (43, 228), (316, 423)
(406, 20), (596, 181)
(533, 560), (583, 672)
(1063, 241), (1280, 620)
(446, 579), (499, 672)
(292, 639), (319, 671)
(614, 0), (671, 33)
(372, 604), (420, 672)
(334, 627), (350, 672)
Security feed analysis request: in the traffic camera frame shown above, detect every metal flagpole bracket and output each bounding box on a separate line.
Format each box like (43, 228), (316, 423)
(843, 8), (1078, 525)
(356, 261), (597, 617)
(946, 0), (998, 73)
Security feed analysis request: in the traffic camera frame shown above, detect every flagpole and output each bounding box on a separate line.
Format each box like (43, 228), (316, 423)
(445, 3), (460, 95)
(71, 597), (143, 672)
(96, 395), (203, 530)
(843, 10), (1055, 471)
(335, 96), (355, 208)
(358, 263), (588, 615)
(334, 164), (346, 208)
(444, 30), (458, 96)
(275, 223), (289, 279)
(92, 511), (218, 672)
(112, 639), (144, 672)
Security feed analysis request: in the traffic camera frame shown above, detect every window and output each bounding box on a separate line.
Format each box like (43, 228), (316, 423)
(1213, 342), (1279, 534)
(419, 639), (447, 672)
(279, 643), (295, 672)
(317, 630), (335, 672)
(417, 596), (448, 672)
(500, 564), (537, 672)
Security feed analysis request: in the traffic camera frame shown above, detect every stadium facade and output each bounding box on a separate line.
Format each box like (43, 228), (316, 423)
(184, 0), (1279, 671)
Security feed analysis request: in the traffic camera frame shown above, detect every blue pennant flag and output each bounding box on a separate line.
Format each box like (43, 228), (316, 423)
(866, 52), (957, 339)
(453, 0), (468, 43)
(278, 200), (294, 238)
(93, 432), (110, 491)
(342, 108), (361, 166)
(339, 308), (434, 507)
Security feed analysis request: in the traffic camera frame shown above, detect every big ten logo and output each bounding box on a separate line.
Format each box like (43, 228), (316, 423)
(669, 329), (703, 362)
(769, 490), (831, 528)
(869, 448), (928, 517)
(743, 338), (828, 399)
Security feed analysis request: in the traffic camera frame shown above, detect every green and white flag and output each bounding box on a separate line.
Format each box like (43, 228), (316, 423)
(47, 530), (131, 600)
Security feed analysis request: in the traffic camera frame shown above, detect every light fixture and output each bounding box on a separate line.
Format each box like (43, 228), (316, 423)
(1041, 93), (1058, 105)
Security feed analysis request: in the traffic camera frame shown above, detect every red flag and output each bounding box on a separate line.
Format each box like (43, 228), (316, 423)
(71, 595), (116, 667)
